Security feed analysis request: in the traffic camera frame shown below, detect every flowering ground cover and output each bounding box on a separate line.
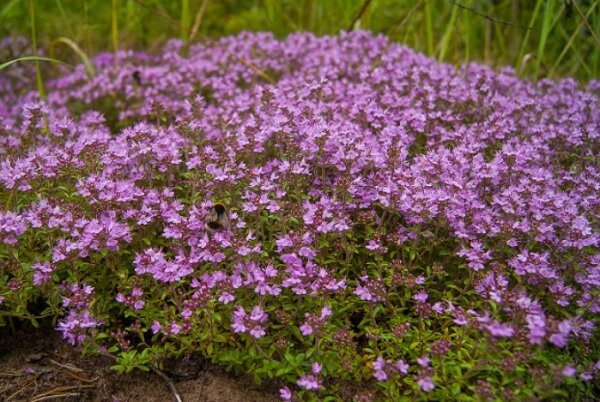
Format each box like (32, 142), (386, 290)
(0, 31), (599, 401)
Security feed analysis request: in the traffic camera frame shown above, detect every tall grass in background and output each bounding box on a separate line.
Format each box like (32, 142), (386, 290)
(0, 0), (599, 83)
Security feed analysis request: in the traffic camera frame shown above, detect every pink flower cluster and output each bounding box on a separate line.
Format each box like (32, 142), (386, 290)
(56, 283), (103, 345)
(231, 305), (269, 338)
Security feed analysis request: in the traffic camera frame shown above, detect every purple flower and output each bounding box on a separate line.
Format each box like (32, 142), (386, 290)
(320, 306), (332, 319)
(32, 262), (55, 285)
(249, 325), (266, 338)
(134, 248), (193, 283)
(373, 356), (388, 381)
(56, 309), (103, 345)
(549, 333), (567, 348)
(526, 313), (546, 345)
(0, 211), (27, 245)
(373, 368), (387, 381)
(432, 302), (444, 314)
(275, 235), (293, 251)
(250, 306), (268, 322)
(231, 305), (268, 338)
(417, 356), (430, 367)
(453, 309), (468, 326)
(312, 362), (322, 374)
(169, 322), (182, 335)
(413, 291), (428, 303)
(395, 360), (409, 375)
(218, 292), (235, 304)
(417, 376), (435, 392)
(300, 322), (313, 336)
(485, 321), (514, 337)
(562, 365), (576, 377)
(550, 319), (572, 347)
(151, 321), (163, 334)
(353, 277), (385, 302)
(297, 374), (321, 390)
(279, 386), (292, 401)
(231, 306), (248, 333)
(354, 283), (373, 301)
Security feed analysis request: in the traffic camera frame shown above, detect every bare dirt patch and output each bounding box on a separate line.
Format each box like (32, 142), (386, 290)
(0, 323), (278, 402)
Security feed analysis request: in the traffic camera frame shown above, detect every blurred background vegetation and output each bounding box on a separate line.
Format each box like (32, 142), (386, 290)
(0, 0), (598, 82)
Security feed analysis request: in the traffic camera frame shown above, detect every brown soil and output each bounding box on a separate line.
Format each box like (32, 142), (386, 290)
(0, 323), (279, 402)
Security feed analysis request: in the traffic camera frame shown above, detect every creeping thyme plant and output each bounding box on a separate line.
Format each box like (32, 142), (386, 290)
(1, 31), (599, 401)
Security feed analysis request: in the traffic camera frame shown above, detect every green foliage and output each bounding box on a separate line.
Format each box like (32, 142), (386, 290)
(111, 349), (153, 374)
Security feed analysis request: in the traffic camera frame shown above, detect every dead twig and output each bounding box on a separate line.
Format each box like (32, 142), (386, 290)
(189, 0), (209, 42)
(49, 359), (85, 373)
(448, 0), (532, 30)
(150, 365), (184, 402)
(195, 32), (276, 84)
(58, 369), (99, 384)
(132, 0), (180, 27)
(234, 55), (276, 84)
(97, 348), (184, 402)
(347, 0), (372, 31)
(6, 376), (37, 401)
(370, 0), (423, 70)
(30, 392), (81, 402)
(0, 370), (25, 377)
(28, 384), (95, 402)
(0, 382), (19, 397)
(32, 384), (96, 395)
(570, 0), (600, 47)
(48, 358), (99, 383)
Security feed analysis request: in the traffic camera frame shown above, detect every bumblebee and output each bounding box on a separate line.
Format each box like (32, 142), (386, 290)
(132, 70), (142, 85)
(206, 202), (230, 231)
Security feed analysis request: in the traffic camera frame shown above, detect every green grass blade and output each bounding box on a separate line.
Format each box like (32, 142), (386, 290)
(0, 56), (69, 71)
(516, 0), (543, 75)
(50, 37), (95, 78)
(53, 0), (73, 37)
(550, 1), (598, 77)
(557, 25), (592, 78)
(423, 0), (434, 56)
(593, 1), (600, 78)
(29, 0), (45, 101)
(112, 0), (119, 57)
(0, 0), (20, 20)
(535, 0), (556, 79)
(439, 3), (458, 62)
(180, 0), (191, 43)
(493, 21), (508, 60)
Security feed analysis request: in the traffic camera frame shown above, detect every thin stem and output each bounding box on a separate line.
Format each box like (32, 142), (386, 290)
(29, 0), (45, 101)
(189, 0), (209, 42)
(423, 0), (434, 56)
(180, 0), (191, 44)
(112, 0), (119, 69)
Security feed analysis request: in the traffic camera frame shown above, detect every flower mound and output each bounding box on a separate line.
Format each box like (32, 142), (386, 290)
(0, 31), (599, 401)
